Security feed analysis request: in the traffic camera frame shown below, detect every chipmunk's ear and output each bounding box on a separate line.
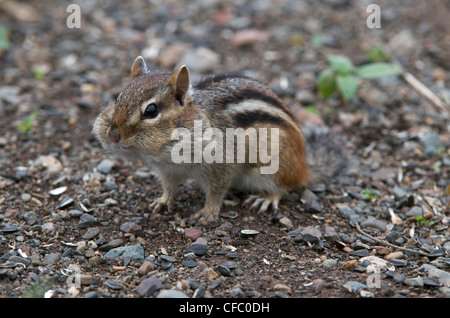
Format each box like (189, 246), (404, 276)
(168, 65), (191, 106)
(131, 56), (148, 79)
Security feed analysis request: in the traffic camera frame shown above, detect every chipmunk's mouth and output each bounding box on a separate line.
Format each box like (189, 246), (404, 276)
(120, 144), (132, 151)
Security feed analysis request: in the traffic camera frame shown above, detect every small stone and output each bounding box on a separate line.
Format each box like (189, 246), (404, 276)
(343, 281), (367, 293)
(232, 28), (268, 47)
(105, 280), (124, 290)
(279, 217), (293, 229)
(390, 259), (408, 267)
(156, 289), (189, 298)
(97, 159), (115, 174)
(137, 276), (162, 297)
(68, 209), (83, 218)
(8, 256), (30, 266)
(179, 47), (220, 74)
(352, 249), (370, 257)
(418, 264), (450, 287)
(385, 251), (404, 261)
(184, 228), (203, 241)
(188, 244), (207, 256)
(217, 265), (231, 276)
(43, 252), (61, 265)
(159, 255), (176, 263)
(322, 259), (338, 270)
(405, 206), (423, 217)
(103, 181), (118, 190)
(392, 186), (408, 200)
(404, 277), (424, 288)
(361, 217), (387, 231)
(120, 222), (142, 234)
(273, 283), (291, 294)
(21, 193), (31, 202)
(182, 260), (197, 268)
(83, 227), (100, 240)
(42, 222), (56, 233)
(85, 291), (98, 298)
(104, 244), (145, 261)
(137, 261), (155, 275)
(338, 206), (356, 219)
(423, 277), (440, 287)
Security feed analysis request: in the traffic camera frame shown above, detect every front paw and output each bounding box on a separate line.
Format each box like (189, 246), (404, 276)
(149, 198), (173, 214)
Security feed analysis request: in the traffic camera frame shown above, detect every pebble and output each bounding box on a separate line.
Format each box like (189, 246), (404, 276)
(104, 244), (145, 261)
(390, 259), (408, 267)
(419, 264), (450, 287)
(137, 261), (155, 275)
(137, 275), (162, 297)
(21, 193), (31, 202)
(279, 216), (294, 229)
(83, 227), (100, 240)
(352, 249), (370, 257)
(42, 222), (56, 233)
(68, 209), (83, 218)
(105, 280), (124, 290)
(217, 265), (231, 276)
(322, 259), (338, 270)
(338, 206), (356, 219)
(405, 206), (423, 218)
(343, 281), (367, 294)
(156, 289), (189, 298)
(385, 251), (404, 261)
(179, 47), (220, 74)
(43, 252), (61, 265)
(184, 227), (203, 241)
(360, 217), (387, 231)
(97, 159), (115, 174)
(182, 260), (198, 268)
(404, 277), (423, 288)
(187, 243), (207, 256)
(120, 222), (142, 234)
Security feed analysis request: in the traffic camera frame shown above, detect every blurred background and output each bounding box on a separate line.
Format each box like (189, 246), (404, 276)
(0, 0), (448, 177)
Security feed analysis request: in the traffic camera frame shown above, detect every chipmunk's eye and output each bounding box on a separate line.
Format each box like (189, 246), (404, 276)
(142, 103), (158, 119)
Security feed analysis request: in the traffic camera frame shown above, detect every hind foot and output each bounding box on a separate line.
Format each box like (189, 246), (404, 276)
(242, 193), (281, 214)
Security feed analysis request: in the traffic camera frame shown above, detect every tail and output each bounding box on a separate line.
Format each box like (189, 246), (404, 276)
(302, 124), (353, 186)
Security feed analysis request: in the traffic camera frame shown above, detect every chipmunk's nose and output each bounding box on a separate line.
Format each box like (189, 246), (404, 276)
(108, 127), (121, 143)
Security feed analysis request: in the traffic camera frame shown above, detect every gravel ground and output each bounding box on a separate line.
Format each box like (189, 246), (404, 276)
(0, 0), (449, 301)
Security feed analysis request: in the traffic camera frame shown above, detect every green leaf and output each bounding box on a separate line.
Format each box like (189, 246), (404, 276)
(327, 55), (355, 75)
(336, 74), (358, 101)
(0, 25), (10, 51)
(366, 45), (389, 62)
(318, 68), (337, 98)
(356, 63), (403, 79)
(361, 189), (380, 201)
(305, 105), (318, 114)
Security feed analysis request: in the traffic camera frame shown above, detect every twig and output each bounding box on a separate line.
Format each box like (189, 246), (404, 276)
(355, 221), (429, 257)
(401, 71), (449, 114)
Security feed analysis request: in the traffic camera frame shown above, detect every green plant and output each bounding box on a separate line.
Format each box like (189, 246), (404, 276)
(366, 45), (390, 62)
(318, 54), (403, 102)
(17, 111), (39, 134)
(361, 188), (380, 201)
(414, 215), (434, 228)
(0, 25), (10, 51)
(22, 278), (53, 298)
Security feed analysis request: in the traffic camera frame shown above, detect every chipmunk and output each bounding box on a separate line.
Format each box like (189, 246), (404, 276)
(93, 56), (348, 224)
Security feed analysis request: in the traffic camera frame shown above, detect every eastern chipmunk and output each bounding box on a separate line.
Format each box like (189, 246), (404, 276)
(93, 56), (347, 224)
